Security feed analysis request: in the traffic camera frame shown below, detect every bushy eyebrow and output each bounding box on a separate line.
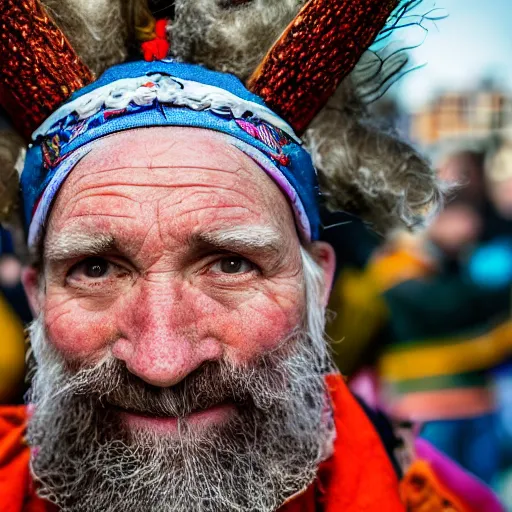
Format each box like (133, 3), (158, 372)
(45, 232), (116, 262)
(44, 225), (284, 264)
(192, 226), (283, 257)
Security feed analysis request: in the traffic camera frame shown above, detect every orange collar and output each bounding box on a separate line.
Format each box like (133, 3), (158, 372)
(281, 373), (405, 512)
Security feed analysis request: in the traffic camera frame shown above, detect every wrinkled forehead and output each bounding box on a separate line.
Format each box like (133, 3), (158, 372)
(43, 126), (300, 255)
(80, 126), (256, 173)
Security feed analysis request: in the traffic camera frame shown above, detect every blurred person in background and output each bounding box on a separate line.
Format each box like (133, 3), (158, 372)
(479, 138), (512, 497)
(0, 120), (31, 404)
(485, 138), (512, 222)
(0, 229), (27, 404)
(328, 147), (512, 488)
(0, 228), (32, 325)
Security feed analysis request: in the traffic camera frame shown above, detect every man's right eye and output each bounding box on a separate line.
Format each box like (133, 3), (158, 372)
(68, 257), (113, 281)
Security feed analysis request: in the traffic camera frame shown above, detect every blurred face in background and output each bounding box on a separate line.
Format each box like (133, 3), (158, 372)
(438, 150), (486, 206)
(427, 202), (482, 256)
(488, 179), (512, 219)
(431, 151), (485, 255)
(486, 143), (512, 219)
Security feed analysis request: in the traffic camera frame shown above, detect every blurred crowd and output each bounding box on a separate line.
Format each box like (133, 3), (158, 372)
(2, 137), (512, 504)
(0, 228), (31, 404)
(326, 137), (512, 505)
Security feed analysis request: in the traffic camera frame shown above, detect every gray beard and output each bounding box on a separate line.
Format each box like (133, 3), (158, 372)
(26, 312), (333, 512)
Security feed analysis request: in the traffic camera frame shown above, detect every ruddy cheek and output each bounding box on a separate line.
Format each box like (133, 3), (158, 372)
(217, 301), (302, 362)
(44, 301), (116, 359)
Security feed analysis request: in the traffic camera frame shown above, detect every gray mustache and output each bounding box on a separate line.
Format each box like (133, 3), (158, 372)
(105, 362), (251, 418)
(67, 357), (288, 419)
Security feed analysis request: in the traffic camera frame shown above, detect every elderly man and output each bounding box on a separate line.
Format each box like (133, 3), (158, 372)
(1, 61), (407, 511)
(0, 1), (504, 511)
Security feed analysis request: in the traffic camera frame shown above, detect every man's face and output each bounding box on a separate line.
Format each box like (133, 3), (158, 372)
(41, 127), (306, 389)
(24, 127), (335, 512)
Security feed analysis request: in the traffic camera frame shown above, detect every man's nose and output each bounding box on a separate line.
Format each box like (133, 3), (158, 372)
(112, 280), (222, 387)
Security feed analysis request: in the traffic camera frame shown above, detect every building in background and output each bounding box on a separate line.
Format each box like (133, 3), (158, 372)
(410, 83), (512, 150)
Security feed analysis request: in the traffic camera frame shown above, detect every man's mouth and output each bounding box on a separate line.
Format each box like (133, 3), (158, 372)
(110, 402), (238, 434)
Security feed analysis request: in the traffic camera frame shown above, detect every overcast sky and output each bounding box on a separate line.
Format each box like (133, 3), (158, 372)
(394, 0), (512, 110)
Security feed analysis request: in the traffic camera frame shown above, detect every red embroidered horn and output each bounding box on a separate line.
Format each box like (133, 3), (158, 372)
(247, 0), (399, 135)
(0, 0), (94, 141)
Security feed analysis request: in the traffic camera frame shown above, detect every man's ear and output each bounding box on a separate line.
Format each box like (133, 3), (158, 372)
(309, 241), (336, 306)
(21, 266), (42, 316)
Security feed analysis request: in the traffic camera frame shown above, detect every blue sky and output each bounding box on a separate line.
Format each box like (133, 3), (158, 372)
(393, 0), (512, 110)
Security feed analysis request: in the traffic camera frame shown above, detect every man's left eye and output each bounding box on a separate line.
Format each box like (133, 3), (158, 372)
(210, 257), (254, 275)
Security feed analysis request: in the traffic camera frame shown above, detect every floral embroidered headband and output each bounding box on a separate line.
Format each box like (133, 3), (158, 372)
(22, 60), (319, 248)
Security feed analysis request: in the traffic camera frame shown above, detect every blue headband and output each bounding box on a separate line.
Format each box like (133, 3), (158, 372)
(21, 60), (321, 247)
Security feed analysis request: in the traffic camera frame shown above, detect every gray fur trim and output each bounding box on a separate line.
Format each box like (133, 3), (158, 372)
(41, 0), (130, 77)
(0, 129), (24, 222)
(171, 0), (305, 81)
(303, 80), (444, 234)
(170, 0), (443, 234)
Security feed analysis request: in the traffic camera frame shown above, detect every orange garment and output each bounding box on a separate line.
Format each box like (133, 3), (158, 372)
(368, 237), (435, 294)
(0, 406), (55, 512)
(0, 294), (26, 403)
(0, 374), (404, 511)
(401, 460), (471, 512)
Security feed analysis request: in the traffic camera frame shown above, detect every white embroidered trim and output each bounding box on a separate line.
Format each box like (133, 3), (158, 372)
(33, 73), (301, 144)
